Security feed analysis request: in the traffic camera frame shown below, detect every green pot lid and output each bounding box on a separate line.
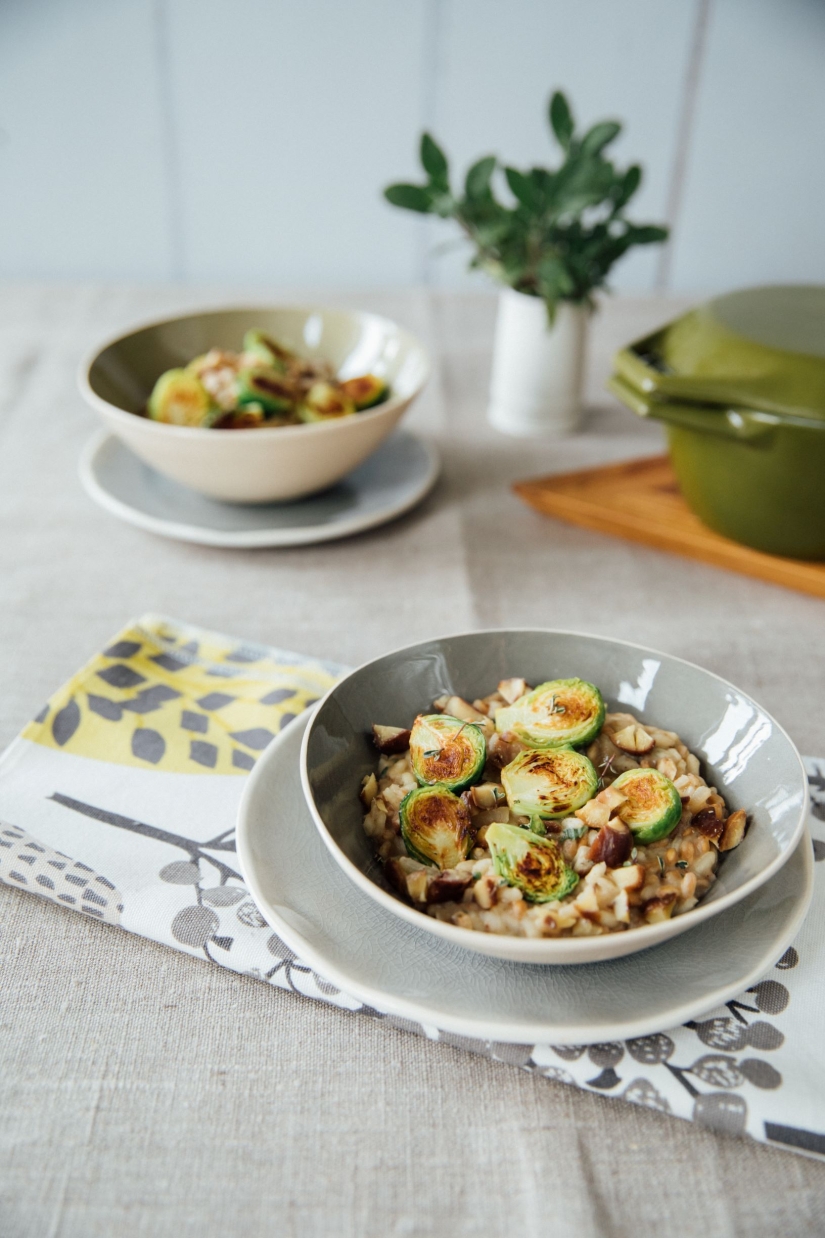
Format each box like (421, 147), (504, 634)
(613, 285), (825, 421)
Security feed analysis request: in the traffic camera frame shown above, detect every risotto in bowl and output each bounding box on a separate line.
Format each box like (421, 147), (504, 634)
(300, 631), (808, 964)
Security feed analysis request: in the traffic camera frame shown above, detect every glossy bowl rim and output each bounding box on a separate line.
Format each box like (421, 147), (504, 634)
(299, 627), (809, 965)
(76, 301), (431, 442)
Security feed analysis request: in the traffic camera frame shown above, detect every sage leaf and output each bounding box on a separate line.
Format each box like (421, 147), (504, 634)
(549, 90), (574, 149)
(465, 155), (496, 201)
(504, 166), (540, 210)
(612, 164), (642, 211)
(384, 183), (433, 213)
(625, 224), (669, 244)
(420, 132), (449, 187)
(580, 120), (622, 157)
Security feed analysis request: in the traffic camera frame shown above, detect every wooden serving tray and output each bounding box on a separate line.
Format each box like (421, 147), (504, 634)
(514, 455), (825, 600)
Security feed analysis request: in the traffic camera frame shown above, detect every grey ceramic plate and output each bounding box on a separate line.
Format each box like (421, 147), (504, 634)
(79, 428), (439, 547)
(302, 631), (810, 964)
(237, 712), (813, 1044)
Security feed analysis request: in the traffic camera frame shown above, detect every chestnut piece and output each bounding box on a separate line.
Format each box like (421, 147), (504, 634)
(426, 871), (473, 904)
(719, 809), (748, 851)
(588, 820), (632, 867)
(372, 724), (412, 754)
(693, 807), (723, 840)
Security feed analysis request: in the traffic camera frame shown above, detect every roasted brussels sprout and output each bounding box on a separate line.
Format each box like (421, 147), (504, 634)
(340, 374), (389, 410)
(235, 367), (294, 415)
(501, 747), (598, 820)
(486, 821), (579, 902)
(399, 784), (475, 869)
(612, 767), (682, 844)
(297, 381), (357, 423)
(242, 329), (288, 369)
(144, 332), (383, 432)
(495, 678), (605, 749)
(147, 369), (217, 427)
(409, 713), (486, 792)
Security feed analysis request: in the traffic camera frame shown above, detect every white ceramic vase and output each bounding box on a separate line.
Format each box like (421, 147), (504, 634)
(487, 287), (589, 436)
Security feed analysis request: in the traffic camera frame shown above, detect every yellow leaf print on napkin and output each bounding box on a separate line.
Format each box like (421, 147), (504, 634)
(23, 615), (338, 775)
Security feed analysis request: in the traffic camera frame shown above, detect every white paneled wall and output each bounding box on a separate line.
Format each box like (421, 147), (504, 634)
(428, 0), (697, 292)
(164, 0), (430, 285)
(0, 0), (821, 293)
(670, 0), (825, 290)
(0, 0), (171, 279)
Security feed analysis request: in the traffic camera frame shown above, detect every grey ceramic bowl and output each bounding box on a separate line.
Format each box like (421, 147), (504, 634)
(300, 630), (809, 964)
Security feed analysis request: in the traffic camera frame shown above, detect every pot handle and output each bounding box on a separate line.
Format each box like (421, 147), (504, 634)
(607, 376), (779, 442)
(613, 345), (674, 396)
(612, 342), (729, 400)
(613, 343), (752, 404)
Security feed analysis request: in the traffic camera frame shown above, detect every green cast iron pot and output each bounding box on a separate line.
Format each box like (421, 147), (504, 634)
(609, 375), (825, 560)
(613, 286), (825, 420)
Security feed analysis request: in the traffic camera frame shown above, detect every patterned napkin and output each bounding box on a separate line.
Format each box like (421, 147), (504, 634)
(1, 615), (823, 1160)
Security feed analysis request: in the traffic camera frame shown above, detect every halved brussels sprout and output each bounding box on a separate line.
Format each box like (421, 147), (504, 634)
(148, 369), (217, 427)
(612, 767), (682, 843)
(236, 367), (294, 415)
(399, 784), (475, 869)
(242, 329), (288, 369)
(409, 713), (486, 792)
(184, 353), (209, 376)
(340, 374), (389, 410)
(297, 381), (357, 423)
(486, 822), (579, 903)
(501, 747), (598, 820)
(495, 678), (605, 749)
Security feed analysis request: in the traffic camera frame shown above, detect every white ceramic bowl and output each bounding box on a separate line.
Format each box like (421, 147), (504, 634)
(300, 630), (810, 964)
(78, 305), (430, 503)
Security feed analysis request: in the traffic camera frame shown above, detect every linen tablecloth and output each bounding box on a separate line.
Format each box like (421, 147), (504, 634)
(2, 613), (822, 1160)
(5, 285), (825, 1237)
